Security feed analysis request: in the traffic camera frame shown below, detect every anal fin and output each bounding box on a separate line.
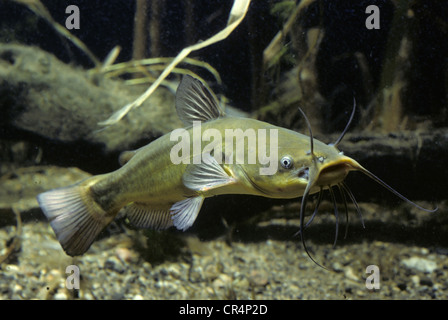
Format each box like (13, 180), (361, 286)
(125, 203), (173, 230)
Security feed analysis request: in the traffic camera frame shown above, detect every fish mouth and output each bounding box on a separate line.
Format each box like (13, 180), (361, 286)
(316, 156), (359, 186)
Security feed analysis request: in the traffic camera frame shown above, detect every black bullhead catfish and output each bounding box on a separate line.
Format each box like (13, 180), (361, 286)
(37, 75), (436, 263)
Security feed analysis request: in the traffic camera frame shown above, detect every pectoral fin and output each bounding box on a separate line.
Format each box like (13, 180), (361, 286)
(183, 153), (236, 192)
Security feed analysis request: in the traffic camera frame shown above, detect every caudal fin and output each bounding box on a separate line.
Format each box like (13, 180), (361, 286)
(37, 180), (114, 256)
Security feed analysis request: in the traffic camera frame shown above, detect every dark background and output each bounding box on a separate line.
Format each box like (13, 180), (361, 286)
(1, 0), (446, 120)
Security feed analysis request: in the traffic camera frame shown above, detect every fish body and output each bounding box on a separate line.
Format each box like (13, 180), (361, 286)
(37, 75), (434, 258)
(88, 116), (348, 204)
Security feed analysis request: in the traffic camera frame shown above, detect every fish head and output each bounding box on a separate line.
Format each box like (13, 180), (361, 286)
(244, 129), (361, 199)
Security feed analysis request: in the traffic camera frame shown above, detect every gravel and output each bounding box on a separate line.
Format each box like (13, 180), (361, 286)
(1, 199), (447, 300)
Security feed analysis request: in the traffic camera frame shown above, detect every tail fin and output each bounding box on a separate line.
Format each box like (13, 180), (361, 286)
(37, 179), (114, 256)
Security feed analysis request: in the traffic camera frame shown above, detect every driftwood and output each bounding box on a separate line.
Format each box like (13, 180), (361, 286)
(326, 129), (447, 202)
(0, 43), (181, 154)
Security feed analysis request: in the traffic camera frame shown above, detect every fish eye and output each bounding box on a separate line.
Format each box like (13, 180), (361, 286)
(280, 156), (294, 169)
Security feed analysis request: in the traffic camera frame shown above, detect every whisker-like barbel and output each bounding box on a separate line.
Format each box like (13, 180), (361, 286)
(354, 165), (438, 213)
(341, 181), (365, 229)
(337, 183), (350, 239)
(331, 98), (357, 148)
(328, 186), (340, 248)
(295, 99), (436, 269)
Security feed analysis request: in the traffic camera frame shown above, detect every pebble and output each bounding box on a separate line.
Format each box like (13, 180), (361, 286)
(53, 292), (68, 300)
(248, 270), (269, 287)
(188, 265), (205, 283)
(411, 275), (420, 286)
(104, 256), (126, 274)
(401, 256), (438, 273)
(115, 247), (137, 263)
(5, 264), (20, 272)
(344, 267), (359, 281)
(212, 274), (232, 290)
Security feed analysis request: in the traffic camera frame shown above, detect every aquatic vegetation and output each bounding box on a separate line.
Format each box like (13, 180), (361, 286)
(99, 57), (221, 90)
(9, 0), (233, 105)
(99, 0), (251, 126)
(257, 1), (447, 134)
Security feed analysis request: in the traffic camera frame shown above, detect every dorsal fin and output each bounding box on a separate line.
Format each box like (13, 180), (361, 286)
(175, 75), (225, 126)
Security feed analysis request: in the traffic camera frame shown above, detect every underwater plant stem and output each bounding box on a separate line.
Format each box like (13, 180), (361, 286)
(371, 0), (411, 131)
(183, 0), (195, 46)
(133, 0), (148, 61)
(149, 0), (163, 58)
(262, 0), (315, 67)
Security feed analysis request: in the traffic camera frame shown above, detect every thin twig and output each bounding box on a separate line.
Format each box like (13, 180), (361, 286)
(0, 206), (23, 265)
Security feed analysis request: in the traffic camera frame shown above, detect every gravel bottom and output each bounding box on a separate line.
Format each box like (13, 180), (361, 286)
(1, 203), (447, 300)
(1, 163), (446, 300)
